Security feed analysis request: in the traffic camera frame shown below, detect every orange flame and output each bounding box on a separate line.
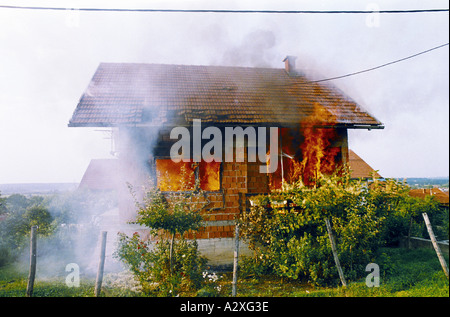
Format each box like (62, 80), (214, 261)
(155, 159), (220, 191)
(155, 160), (195, 191)
(299, 125), (340, 186)
(269, 103), (341, 189)
(199, 161), (221, 191)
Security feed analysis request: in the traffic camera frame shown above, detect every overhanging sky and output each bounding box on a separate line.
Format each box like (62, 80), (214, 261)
(0, 0), (448, 183)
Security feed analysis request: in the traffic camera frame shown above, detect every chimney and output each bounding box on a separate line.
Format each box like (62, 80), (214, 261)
(283, 56), (297, 75)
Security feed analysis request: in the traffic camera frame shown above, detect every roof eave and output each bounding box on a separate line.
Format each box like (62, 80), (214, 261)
(335, 123), (384, 130)
(68, 121), (385, 129)
(68, 122), (119, 128)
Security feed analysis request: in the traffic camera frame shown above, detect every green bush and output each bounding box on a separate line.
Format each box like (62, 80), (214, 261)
(239, 171), (443, 286)
(114, 182), (209, 296)
(115, 232), (207, 296)
(0, 244), (11, 267)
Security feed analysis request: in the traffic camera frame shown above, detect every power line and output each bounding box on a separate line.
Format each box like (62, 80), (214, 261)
(312, 43), (449, 83)
(0, 5), (448, 14)
(1, 5), (447, 83)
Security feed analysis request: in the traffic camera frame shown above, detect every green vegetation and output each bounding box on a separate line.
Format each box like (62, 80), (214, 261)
(239, 169), (447, 286)
(0, 171), (448, 297)
(0, 190), (117, 268)
(114, 183), (209, 296)
(231, 248), (449, 297)
(0, 247), (447, 297)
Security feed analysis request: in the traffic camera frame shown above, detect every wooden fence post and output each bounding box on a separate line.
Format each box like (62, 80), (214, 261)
(26, 226), (37, 297)
(422, 213), (449, 279)
(232, 223), (240, 297)
(95, 231), (108, 296)
(325, 218), (347, 287)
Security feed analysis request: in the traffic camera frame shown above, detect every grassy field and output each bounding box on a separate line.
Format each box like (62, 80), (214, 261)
(223, 247), (449, 297)
(0, 247), (448, 297)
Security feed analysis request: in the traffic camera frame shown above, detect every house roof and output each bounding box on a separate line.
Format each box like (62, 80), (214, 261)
(409, 188), (449, 206)
(79, 159), (119, 190)
(68, 62), (383, 128)
(348, 149), (382, 179)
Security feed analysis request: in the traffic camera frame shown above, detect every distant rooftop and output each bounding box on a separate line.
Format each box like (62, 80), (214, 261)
(78, 159), (119, 190)
(348, 150), (382, 179)
(409, 187), (449, 206)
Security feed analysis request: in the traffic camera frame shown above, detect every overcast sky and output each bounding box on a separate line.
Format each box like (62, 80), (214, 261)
(0, 0), (448, 184)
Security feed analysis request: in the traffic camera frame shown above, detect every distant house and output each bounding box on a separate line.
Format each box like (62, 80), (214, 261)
(69, 57), (383, 265)
(409, 187), (449, 207)
(348, 149), (382, 179)
(79, 159), (119, 191)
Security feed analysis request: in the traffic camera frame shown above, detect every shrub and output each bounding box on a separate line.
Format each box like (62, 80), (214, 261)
(239, 171), (427, 286)
(114, 182), (209, 296)
(115, 232), (207, 296)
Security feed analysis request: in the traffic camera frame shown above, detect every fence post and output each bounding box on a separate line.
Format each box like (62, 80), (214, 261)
(95, 231), (108, 296)
(26, 226), (37, 297)
(325, 218), (347, 287)
(422, 213), (449, 279)
(232, 223), (240, 297)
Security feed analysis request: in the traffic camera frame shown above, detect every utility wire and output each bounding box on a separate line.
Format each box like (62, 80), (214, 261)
(312, 43), (449, 83)
(1, 5), (447, 83)
(0, 5), (448, 14)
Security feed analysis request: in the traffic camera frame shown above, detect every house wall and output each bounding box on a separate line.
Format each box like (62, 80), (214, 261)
(115, 125), (349, 266)
(337, 128), (349, 165)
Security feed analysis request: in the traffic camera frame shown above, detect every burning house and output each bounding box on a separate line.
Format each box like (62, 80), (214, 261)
(68, 56), (383, 265)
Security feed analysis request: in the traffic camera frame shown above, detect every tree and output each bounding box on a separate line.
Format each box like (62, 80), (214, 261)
(23, 205), (54, 236)
(5, 194), (31, 213)
(0, 192), (7, 215)
(132, 185), (204, 274)
(115, 181), (208, 296)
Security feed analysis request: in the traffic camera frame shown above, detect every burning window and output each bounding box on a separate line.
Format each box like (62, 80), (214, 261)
(269, 104), (343, 190)
(198, 161), (221, 191)
(155, 159), (221, 191)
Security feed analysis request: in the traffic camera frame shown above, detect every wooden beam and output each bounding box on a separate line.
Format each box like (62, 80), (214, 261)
(422, 213), (449, 279)
(26, 226), (37, 297)
(232, 224), (240, 296)
(325, 218), (347, 287)
(95, 231), (108, 296)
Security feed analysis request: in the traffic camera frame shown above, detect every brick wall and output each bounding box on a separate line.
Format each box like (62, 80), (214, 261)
(197, 160), (247, 239)
(118, 128), (349, 230)
(115, 125), (350, 265)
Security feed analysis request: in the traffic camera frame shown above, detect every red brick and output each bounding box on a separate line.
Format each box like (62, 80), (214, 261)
(225, 201), (235, 207)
